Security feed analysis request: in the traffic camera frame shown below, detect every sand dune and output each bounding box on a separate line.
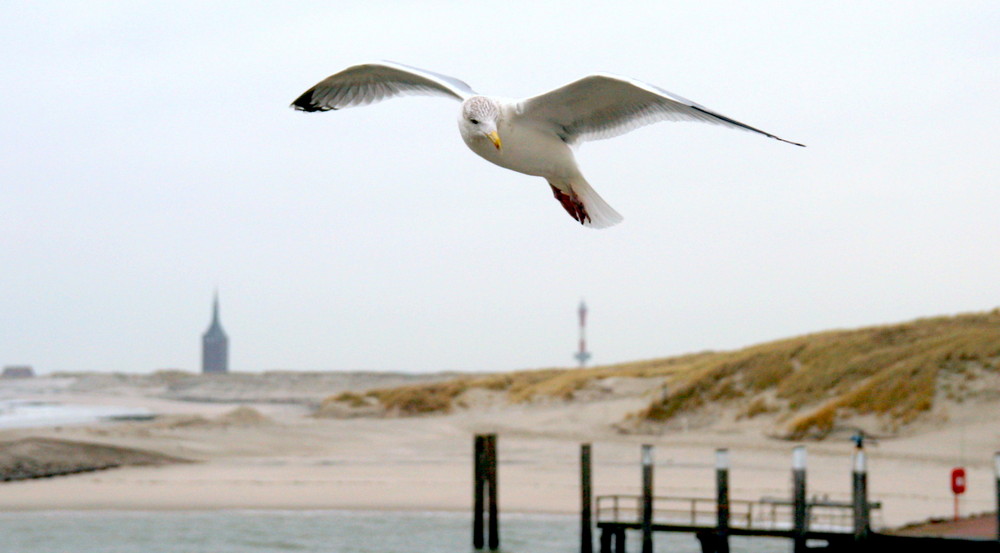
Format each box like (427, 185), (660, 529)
(0, 436), (189, 481)
(0, 372), (996, 530)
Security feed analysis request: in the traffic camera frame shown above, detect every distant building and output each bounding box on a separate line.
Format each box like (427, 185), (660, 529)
(201, 293), (229, 374)
(574, 300), (592, 368)
(2, 365), (35, 379)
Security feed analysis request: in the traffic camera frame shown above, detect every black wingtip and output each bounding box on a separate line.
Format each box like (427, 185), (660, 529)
(689, 105), (804, 148)
(290, 89), (332, 112)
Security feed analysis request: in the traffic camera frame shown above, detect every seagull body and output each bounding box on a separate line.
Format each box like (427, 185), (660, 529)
(292, 61), (803, 228)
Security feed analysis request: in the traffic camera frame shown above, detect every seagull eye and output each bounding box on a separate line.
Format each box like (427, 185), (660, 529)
(470, 119), (479, 125)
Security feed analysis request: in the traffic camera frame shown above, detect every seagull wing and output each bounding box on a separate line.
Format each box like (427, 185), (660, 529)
(291, 61), (477, 112)
(517, 73), (804, 147)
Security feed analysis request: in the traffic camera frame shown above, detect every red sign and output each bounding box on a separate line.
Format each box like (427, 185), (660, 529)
(951, 467), (967, 495)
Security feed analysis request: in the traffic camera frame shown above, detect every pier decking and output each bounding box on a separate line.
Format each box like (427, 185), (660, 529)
(597, 494), (881, 533)
(470, 435), (1000, 553)
(595, 494), (879, 551)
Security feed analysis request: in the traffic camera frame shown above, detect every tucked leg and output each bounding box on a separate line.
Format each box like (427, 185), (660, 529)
(549, 183), (591, 225)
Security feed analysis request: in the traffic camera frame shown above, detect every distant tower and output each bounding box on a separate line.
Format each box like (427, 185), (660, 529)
(201, 292), (229, 374)
(574, 299), (592, 368)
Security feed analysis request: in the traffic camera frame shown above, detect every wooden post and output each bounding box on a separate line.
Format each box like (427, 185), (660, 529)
(641, 444), (654, 553)
(599, 527), (611, 553)
(473, 434), (485, 549)
(486, 433), (499, 551)
(696, 531), (722, 553)
(581, 443), (593, 553)
(852, 448), (870, 543)
(994, 452), (1000, 543)
(792, 446), (808, 553)
(614, 527), (627, 553)
(716, 448), (730, 553)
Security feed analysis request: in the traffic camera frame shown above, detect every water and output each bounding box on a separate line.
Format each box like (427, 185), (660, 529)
(0, 510), (788, 553)
(0, 400), (152, 429)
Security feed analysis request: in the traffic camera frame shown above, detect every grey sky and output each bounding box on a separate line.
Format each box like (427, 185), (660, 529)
(2, 2), (998, 374)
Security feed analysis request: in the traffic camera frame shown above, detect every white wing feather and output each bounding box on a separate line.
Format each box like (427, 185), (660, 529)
(517, 73), (804, 147)
(291, 61), (477, 112)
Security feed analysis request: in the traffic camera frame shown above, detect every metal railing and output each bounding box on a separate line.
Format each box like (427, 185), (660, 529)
(595, 495), (882, 533)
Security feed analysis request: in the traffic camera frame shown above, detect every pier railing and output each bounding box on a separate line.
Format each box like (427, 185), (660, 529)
(595, 494), (882, 533)
(470, 438), (997, 553)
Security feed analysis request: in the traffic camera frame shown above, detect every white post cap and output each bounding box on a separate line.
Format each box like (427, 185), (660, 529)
(793, 446), (807, 470)
(642, 444), (653, 466)
(716, 448), (730, 470)
(853, 450), (867, 473)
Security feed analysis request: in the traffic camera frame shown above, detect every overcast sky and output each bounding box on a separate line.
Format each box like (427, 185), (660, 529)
(2, 2), (998, 374)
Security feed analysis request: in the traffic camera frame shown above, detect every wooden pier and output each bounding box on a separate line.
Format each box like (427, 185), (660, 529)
(595, 494), (878, 551)
(590, 444), (999, 553)
(471, 435), (1000, 552)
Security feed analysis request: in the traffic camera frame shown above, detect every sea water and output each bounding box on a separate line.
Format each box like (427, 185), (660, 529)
(0, 510), (787, 553)
(0, 400), (152, 429)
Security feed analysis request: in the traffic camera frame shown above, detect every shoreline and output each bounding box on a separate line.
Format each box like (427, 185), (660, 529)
(0, 375), (997, 530)
(0, 441), (994, 528)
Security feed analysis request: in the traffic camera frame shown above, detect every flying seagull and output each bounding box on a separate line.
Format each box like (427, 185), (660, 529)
(291, 61), (804, 229)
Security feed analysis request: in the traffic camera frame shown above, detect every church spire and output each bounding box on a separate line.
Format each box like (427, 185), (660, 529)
(202, 291), (229, 374)
(211, 290), (220, 326)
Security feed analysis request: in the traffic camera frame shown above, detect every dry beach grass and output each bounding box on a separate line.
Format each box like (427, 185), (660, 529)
(1, 310), (999, 529)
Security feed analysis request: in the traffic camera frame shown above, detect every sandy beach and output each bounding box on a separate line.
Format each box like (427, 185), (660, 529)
(0, 373), (997, 530)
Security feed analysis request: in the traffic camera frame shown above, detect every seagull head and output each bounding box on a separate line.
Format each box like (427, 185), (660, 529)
(459, 96), (502, 151)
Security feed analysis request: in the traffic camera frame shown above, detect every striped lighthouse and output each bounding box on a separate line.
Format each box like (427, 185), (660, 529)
(574, 300), (592, 368)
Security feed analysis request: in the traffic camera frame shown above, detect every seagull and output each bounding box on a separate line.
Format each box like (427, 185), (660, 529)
(291, 61), (804, 229)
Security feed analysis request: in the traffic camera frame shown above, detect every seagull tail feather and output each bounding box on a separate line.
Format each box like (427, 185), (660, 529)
(548, 177), (623, 229)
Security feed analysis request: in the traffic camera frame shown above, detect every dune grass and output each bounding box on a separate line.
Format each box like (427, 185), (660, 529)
(638, 310), (1000, 437)
(319, 310), (1000, 434)
(320, 351), (715, 416)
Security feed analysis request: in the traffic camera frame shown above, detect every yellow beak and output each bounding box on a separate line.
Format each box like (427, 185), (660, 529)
(487, 131), (502, 151)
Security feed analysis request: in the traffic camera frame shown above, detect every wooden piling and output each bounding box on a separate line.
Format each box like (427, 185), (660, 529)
(852, 448), (870, 543)
(473, 434), (499, 550)
(614, 527), (627, 553)
(486, 433), (499, 551)
(641, 444), (654, 553)
(599, 526), (611, 553)
(473, 435), (485, 549)
(994, 452), (1000, 543)
(581, 443), (593, 553)
(792, 446), (808, 553)
(715, 448), (730, 553)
